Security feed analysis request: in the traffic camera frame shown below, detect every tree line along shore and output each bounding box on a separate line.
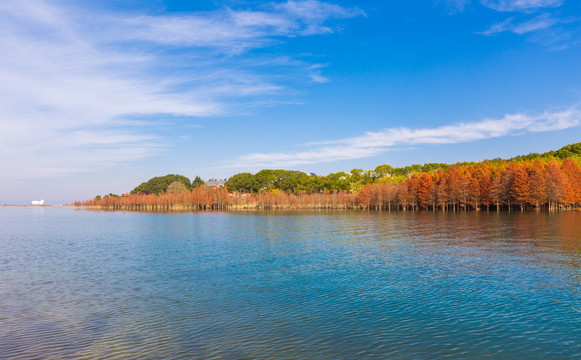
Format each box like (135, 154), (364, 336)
(75, 143), (581, 212)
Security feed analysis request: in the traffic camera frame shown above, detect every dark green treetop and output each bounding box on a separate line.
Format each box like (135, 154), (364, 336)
(130, 174), (192, 195)
(224, 173), (255, 193)
(191, 176), (205, 188)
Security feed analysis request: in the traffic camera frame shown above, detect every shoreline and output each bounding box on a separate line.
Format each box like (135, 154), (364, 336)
(0, 205), (70, 208)
(76, 204), (580, 213)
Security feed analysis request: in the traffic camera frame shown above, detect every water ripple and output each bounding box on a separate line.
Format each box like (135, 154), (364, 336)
(1, 209), (581, 359)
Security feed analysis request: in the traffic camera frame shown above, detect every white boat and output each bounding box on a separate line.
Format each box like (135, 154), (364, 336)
(31, 200), (45, 206)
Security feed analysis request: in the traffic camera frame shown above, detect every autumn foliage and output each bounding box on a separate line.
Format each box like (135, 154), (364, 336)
(76, 157), (581, 212)
(76, 186), (231, 211)
(346, 158), (581, 212)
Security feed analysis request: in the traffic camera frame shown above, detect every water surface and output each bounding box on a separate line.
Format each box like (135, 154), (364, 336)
(1, 208), (580, 359)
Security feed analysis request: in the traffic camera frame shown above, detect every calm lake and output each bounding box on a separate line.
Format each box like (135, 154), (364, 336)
(1, 207), (580, 359)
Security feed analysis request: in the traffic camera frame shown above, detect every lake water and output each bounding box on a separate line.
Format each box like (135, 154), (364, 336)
(1, 207), (580, 359)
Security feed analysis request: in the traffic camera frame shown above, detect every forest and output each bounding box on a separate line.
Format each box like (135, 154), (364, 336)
(76, 143), (581, 212)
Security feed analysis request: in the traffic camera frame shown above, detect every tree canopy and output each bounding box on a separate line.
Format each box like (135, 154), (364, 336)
(223, 165), (449, 194)
(510, 142), (581, 162)
(225, 172), (255, 193)
(222, 143), (580, 196)
(131, 174), (192, 195)
(87, 142), (581, 213)
(192, 176), (205, 188)
(81, 154), (581, 212)
(167, 181), (188, 194)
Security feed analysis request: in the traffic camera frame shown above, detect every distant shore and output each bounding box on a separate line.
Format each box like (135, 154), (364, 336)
(0, 205), (70, 208)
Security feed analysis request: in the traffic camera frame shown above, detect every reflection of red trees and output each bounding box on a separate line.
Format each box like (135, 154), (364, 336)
(75, 157), (581, 212)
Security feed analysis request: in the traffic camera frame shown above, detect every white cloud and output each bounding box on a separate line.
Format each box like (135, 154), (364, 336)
(226, 108), (581, 168)
(0, 0), (362, 178)
(443, 0), (563, 13)
(480, 0), (564, 12)
(443, 0), (472, 13)
(277, 0), (366, 34)
(480, 13), (559, 35)
(114, 1), (363, 49)
(471, 0), (574, 48)
(442, 0), (571, 46)
(308, 64), (330, 83)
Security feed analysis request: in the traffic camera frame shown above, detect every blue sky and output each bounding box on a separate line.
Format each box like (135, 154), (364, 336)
(1, 0), (580, 204)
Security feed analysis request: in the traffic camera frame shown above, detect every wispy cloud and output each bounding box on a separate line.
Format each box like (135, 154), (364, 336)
(444, 0), (564, 12)
(308, 64), (330, 83)
(226, 108), (580, 168)
(0, 0), (362, 178)
(480, 0), (564, 12)
(441, 0), (572, 42)
(453, 0), (576, 48)
(480, 13), (559, 34)
(114, 1), (363, 50)
(441, 0), (472, 14)
(277, 0), (366, 34)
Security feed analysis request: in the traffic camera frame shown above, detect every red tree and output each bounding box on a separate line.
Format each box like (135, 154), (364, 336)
(417, 173), (433, 209)
(510, 164), (530, 211)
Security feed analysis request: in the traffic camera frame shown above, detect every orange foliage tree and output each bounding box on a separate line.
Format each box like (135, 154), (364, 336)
(76, 156), (581, 212)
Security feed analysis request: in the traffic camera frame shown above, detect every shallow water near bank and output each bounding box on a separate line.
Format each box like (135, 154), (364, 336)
(1, 207), (580, 359)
